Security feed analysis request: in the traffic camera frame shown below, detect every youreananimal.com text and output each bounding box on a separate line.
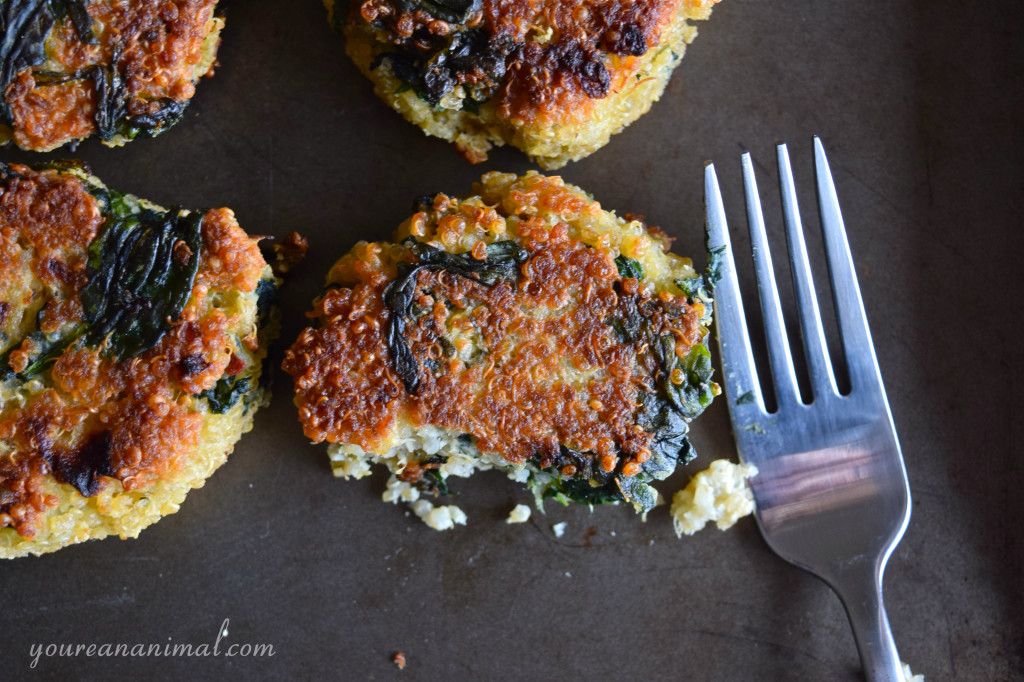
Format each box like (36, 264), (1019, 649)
(28, 619), (274, 669)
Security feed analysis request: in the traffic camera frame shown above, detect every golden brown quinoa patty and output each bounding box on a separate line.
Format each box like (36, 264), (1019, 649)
(284, 172), (720, 526)
(0, 0), (224, 152)
(0, 162), (278, 558)
(329, 0), (721, 168)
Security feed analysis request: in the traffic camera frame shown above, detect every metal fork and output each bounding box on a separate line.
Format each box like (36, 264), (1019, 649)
(705, 137), (912, 681)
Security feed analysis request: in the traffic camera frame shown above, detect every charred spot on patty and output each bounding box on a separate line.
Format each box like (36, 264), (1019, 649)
(608, 23), (648, 56)
(40, 430), (115, 499)
(180, 353), (211, 377)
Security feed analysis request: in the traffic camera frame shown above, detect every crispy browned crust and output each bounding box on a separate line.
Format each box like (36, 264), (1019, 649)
(2, 0), (221, 151)
(283, 173), (706, 480)
(487, 0), (680, 124)
(0, 165), (266, 540)
(349, 0), (716, 125)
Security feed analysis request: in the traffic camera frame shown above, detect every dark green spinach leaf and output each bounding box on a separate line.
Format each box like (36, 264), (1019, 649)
(0, 325), (84, 381)
(373, 28), (511, 105)
(0, 0), (94, 124)
(543, 477), (621, 506)
(80, 207), (203, 361)
(598, 291), (716, 510)
(417, 468), (452, 497)
(84, 43), (187, 142)
(198, 375), (253, 414)
(254, 276), (277, 329)
(614, 255), (644, 280)
(1, 2), (186, 141)
(383, 237), (529, 393)
(676, 241), (725, 323)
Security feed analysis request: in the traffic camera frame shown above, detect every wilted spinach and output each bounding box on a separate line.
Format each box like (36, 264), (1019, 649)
(0, 167), (206, 385)
(616, 389), (698, 511)
(735, 390), (756, 406)
(0, 0), (94, 124)
(84, 43), (187, 142)
(373, 27), (512, 105)
(543, 476), (621, 507)
(676, 238), (725, 326)
(383, 237), (529, 393)
(254, 275), (277, 330)
(531, 390), (699, 512)
(649, 333), (715, 420)
(417, 467), (452, 497)
(198, 375), (253, 414)
(1, 1), (187, 140)
(0, 325), (84, 381)
(80, 206), (203, 361)
(533, 445), (618, 507)
(614, 255), (644, 280)
(585, 252), (720, 510)
(545, 380), (704, 513)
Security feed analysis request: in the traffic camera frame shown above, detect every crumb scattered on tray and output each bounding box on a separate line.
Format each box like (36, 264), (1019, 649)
(267, 231), (309, 276)
(670, 460), (758, 536)
(409, 500), (467, 531)
(902, 662), (924, 681)
(506, 504), (531, 524)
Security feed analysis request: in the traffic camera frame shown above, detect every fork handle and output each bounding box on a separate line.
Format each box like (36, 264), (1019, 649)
(833, 562), (904, 682)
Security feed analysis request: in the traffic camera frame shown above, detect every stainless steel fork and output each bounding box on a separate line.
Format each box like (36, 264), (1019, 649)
(705, 138), (912, 681)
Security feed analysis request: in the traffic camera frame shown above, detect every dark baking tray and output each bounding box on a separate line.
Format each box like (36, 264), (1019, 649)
(2, 1), (1022, 679)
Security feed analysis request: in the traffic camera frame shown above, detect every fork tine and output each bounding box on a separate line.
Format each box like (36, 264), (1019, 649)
(704, 163), (765, 415)
(813, 137), (881, 389)
(776, 143), (839, 399)
(742, 153), (800, 408)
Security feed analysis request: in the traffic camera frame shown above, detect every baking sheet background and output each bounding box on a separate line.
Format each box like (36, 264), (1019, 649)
(2, 0), (1022, 679)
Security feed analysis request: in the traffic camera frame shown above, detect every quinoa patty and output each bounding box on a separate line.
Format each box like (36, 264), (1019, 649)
(0, 162), (278, 558)
(284, 171), (720, 529)
(329, 0), (721, 169)
(0, 0), (224, 152)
